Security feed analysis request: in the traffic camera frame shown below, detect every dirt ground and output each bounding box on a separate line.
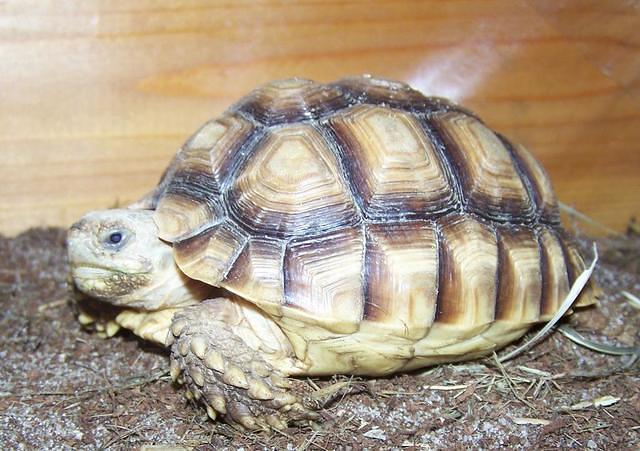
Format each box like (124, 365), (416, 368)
(0, 226), (638, 450)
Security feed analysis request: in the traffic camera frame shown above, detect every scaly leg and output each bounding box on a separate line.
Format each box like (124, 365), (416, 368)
(167, 297), (317, 430)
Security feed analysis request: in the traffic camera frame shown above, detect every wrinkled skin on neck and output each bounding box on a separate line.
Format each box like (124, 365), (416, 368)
(67, 209), (206, 310)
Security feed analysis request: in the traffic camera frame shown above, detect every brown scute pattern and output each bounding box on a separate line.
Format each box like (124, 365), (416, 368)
(174, 221), (248, 287)
(147, 76), (587, 340)
(184, 113), (256, 190)
(284, 228), (364, 333)
(507, 141), (560, 223)
(364, 222), (438, 338)
(538, 228), (570, 319)
(154, 113), (256, 242)
(435, 215), (497, 327)
(230, 78), (351, 126)
(495, 227), (542, 323)
(222, 238), (285, 306)
(328, 105), (455, 220)
(227, 124), (359, 238)
(431, 112), (535, 222)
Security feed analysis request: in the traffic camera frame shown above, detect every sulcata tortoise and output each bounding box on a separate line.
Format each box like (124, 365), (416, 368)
(67, 76), (597, 430)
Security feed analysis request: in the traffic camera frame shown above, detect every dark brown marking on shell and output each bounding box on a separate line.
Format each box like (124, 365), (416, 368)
(494, 226), (542, 322)
(173, 221), (249, 286)
(497, 134), (542, 219)
(314, 122), (367, 215)
(537, 227), (551, 318)
(363, 221), (438, 336)
(415, 117), (465, 212)
(434, 215), (498, 326)
(326, 105), (456, 221)
(430, 112), (535, 223)
(538, 227), (570, 318)
(230, 78), (351, 126)
(225, 124), (360, 239)
(283, 227), (364, 329)
(433, 224), (447, 323)
(499, 135), (560, 224)
(164, 114), (259, 198)
(331, 77), (424, 110)
(165, 168), (222, 207)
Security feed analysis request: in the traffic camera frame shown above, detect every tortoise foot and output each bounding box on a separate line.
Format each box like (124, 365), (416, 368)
(168, 300), (317, 430)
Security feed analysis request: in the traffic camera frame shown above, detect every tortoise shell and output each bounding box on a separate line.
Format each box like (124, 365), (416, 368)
(147, 76), (594, 344)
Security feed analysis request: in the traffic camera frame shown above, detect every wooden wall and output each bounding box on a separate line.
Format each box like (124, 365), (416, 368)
(1, 0), (638, 236)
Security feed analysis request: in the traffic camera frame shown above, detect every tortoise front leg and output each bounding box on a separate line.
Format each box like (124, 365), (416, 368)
(167, 298), (317, 430)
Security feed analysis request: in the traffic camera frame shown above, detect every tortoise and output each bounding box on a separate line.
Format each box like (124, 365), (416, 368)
(67, 76), (597, 430)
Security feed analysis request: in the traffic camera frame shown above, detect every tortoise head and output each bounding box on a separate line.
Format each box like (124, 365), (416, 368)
(67, 209), (200, 309)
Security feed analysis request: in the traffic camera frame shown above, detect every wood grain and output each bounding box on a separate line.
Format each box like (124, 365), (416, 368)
(1, 0), (638, 235)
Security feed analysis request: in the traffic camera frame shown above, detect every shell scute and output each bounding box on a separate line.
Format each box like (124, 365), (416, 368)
(227, 124), (359, 238)
(431, 112), (535, 222)
(495, 226), (542, 323)
(283, 228), (364, 333)
(538, 227), (571, 319)
(328, 105), (455, 220)
(364, 221), (438, 339)
(174, 222), (248, 286)
(222, 238), (286, 308)
(434, 215), (498, 328)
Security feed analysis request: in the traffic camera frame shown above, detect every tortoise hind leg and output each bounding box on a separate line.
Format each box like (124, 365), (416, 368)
(168, 298), (317, 430)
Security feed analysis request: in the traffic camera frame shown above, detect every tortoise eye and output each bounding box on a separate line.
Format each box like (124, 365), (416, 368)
(109, 232), (123, 244)
(104, 230), (127, 248)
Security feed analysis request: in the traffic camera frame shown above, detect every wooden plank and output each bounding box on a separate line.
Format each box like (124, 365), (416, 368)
(528, 0), (640, 103)
(0, 0), (638, 235)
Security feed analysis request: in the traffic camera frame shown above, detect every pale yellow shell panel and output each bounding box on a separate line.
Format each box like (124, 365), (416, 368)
(363, 222), (438, 339)
(495, 227), (542, 324)
(328, 105), (454, 218)
(282, 227), (365, 334)
(173, 221), (248, 286)
(227, 124), (359, 237)
(434, 215), (498, 329)
(538, 228), (570, 319)
(222, 238), (285, 308)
